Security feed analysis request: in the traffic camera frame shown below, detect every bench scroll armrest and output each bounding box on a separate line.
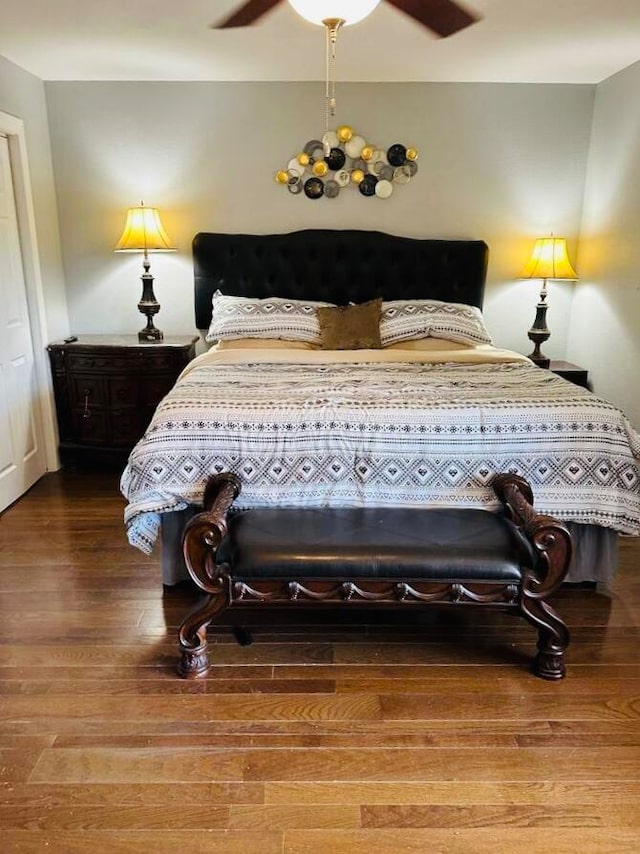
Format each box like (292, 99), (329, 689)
(181, 473), (242, 593)
(492, 473), (573, 598)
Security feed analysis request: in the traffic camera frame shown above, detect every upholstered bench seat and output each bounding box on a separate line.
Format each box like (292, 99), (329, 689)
(178, 473), (572, 682)
(221, 507), (526, 582)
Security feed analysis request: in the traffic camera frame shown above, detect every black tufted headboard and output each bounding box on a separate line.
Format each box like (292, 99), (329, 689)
(193, 230), (488, 330)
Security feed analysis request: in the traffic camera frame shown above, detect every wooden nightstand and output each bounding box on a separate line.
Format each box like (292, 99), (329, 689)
(549, 360), (589, 389)
(47, 334), (198, 466)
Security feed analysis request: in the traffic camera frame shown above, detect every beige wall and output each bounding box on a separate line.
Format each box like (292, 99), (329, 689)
(567, 61), (640, 428)
(44, 81), (594, 357)
(0, 55), (68, 343)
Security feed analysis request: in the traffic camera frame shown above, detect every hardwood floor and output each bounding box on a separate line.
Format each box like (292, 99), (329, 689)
(0, 470), (639, 853)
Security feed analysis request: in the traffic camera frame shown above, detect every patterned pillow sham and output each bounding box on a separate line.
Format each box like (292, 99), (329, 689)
(205, 291), (334, 344)
(380, 299), (493, 346)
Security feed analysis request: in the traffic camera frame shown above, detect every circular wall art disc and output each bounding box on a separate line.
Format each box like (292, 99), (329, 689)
(325, 147), (346, 171)
(324, 180), (340, 198)
(287, 157), (305, 177)
(406, 161), (419, 177)
(322, 131), (339, 151)
(287, 177), (303, 194)
(393, 165), (412, 184)
(334, 169), (351, 187)
(387, 144), (408, 167)
(304, 176), (325, 199)
(359, 174), (378, 196)
(304, 139), (324, 155)
(367, 150), (387, 173)
(345, 135), (366, 158)
(375, 179), (394, 199)
(379, 164), (394, 181)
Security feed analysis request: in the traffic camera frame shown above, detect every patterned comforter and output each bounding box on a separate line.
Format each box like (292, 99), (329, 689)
(121, 346), (640, 553)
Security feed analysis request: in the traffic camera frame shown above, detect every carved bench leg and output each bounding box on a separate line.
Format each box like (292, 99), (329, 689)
(177, 587), (229, 679)
(179, 473), (241, 678)
(521, 598), (570, 680)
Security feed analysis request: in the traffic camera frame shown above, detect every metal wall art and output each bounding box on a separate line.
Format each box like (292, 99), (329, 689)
(274, 125), (419, 200)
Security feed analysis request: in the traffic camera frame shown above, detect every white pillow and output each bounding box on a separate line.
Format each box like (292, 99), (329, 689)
(206, 291), (334, 344)
(380, 299), (493, 346)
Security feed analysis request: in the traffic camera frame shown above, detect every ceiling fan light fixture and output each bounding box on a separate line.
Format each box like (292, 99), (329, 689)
(288, 0), (382, 26)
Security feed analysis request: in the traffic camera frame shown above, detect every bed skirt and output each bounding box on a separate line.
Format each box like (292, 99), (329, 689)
(159, 509), (619, 588)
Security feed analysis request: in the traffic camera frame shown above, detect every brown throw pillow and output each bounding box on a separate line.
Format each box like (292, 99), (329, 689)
(317, 298), (383, 350)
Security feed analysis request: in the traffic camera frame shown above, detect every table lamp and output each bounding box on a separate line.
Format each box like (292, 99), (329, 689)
(519, 236), (578, 368)
(114, 203), (176, 342)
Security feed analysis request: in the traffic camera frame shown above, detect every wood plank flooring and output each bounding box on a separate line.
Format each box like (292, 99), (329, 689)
(0, 470), (639, 852)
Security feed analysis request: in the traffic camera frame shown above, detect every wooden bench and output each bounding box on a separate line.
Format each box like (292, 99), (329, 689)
(177, 473), (572, 680)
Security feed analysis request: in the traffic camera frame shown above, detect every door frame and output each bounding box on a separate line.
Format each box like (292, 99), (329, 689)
(0, 110), (58, 472)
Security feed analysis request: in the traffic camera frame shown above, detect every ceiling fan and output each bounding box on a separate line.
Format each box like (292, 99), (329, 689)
(213, 0), (480, 38)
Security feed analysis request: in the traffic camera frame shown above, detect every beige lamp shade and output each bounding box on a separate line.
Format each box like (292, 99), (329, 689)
(114, 205), (175, 255)
(519, 237), (578, 281)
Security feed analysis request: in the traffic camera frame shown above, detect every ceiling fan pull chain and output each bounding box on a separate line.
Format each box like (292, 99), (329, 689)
(329, 23), (337, 117)
(324, 22), (331, 143)
(323, 19), (342, 152)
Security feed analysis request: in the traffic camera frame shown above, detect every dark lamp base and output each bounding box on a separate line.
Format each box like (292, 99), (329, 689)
(528, 353), (550, 369)
(527, 294), (550, 370)
(137, 262), (163, 343)
(139, 326), (163, 342)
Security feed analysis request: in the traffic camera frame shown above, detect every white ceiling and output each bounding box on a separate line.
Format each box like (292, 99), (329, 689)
(1, 0), (640, 84)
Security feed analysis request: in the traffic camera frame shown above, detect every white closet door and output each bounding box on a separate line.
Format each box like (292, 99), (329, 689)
(0, 134), (46, 511)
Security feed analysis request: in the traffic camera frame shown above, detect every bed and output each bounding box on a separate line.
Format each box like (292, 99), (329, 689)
(120, 229), (640, 585)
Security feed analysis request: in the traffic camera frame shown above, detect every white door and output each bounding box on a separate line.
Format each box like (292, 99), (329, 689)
(0, 133), (46, 510)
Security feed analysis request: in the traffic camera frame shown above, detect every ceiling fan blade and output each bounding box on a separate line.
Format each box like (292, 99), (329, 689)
(214, 0), (282, 28)
(387, 0), (479, 37)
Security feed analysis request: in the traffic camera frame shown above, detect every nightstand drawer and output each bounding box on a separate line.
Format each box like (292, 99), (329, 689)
(109, 377), (139, 409)
(143, 376), (176, 405)
(67, 353), (122, 373)
(110, 411), (146, 446)
(134, 351), (175, 371)
(69, 375), (107, 410)
(67, 351), (174, 374)
(71, 409), (108, 445)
